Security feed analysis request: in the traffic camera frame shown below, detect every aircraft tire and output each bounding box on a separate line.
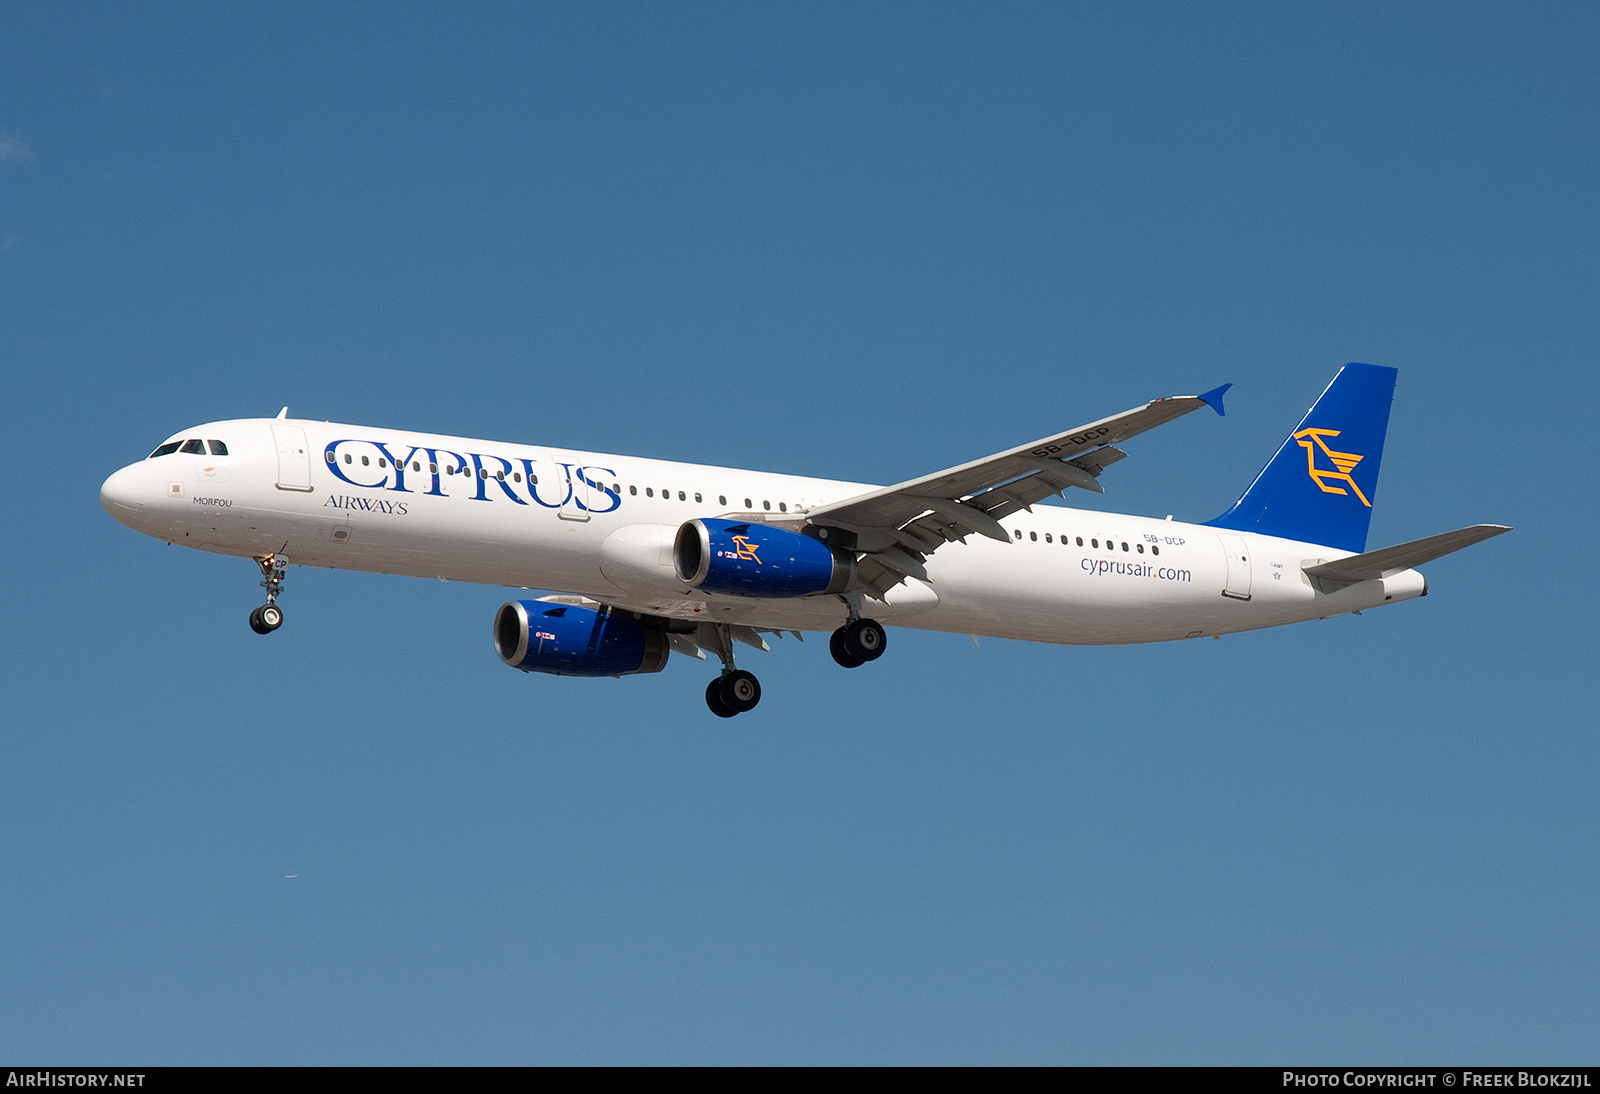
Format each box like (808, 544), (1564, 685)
(706, 678), (738, 718)
(829, 629), (865, 668)
(249, 606), (271, 635)
(720, 670), (761, 713)
(259, 604), (284, 631)
(842, 618), (886, 662)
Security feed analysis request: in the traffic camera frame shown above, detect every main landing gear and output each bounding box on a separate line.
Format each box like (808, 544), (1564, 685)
(829, 617), (886, 669)
(248, 553), (288, 635)
(704, 623), (762, 718)
(706, 670), (761, 718)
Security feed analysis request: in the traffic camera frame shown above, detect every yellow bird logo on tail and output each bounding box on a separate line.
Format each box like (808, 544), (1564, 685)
(1294, 428), (1370, 507)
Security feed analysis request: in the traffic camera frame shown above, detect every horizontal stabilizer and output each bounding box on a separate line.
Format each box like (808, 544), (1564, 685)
(1303, 524), (1510, 583)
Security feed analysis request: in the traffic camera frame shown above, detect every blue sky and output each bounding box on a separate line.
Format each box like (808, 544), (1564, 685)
(2, 3), (1595, 1063)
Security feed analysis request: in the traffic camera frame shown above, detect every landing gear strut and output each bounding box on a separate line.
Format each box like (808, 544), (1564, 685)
(704, 623), (761, 717)
(830, 617), (886, 668)
(249, 553), (288, 635)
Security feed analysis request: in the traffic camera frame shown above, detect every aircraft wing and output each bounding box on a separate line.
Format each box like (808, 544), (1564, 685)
(804, 385), (1230, 596)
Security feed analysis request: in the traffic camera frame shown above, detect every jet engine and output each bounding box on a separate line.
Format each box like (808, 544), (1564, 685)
(674, 518), (855, 598)
(494, 601), (669, 677)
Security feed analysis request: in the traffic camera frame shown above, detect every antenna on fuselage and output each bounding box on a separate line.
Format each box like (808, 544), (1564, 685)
(276, 407), (289, 419)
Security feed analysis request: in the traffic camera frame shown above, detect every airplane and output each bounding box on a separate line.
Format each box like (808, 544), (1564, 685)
(100, 363), (1508, 717)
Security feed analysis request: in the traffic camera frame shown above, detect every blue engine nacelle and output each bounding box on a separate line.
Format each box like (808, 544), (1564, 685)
(674, 518), (856, 598)
(494, 601), (669, 677)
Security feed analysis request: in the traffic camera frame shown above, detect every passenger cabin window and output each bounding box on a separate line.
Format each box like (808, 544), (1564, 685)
(719, 495), (727, 506)
(149, 442), (183, 458)
(207, 440), (228, 456)
(180, 439), (205, 455)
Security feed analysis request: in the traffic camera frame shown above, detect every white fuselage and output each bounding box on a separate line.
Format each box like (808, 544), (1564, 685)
(100, 417), (1426, 644)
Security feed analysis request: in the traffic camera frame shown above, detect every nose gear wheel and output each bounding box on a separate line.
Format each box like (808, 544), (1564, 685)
(249, 604), (284, 634)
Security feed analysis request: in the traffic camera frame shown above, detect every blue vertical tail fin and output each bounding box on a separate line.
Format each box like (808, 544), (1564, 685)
(1205, 363), (1398, 553)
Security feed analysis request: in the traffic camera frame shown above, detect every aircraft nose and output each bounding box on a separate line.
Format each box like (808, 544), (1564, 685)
(100, 463), (150, 524)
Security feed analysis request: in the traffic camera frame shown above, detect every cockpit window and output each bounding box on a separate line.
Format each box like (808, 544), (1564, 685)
(149, 442), (183, 458)
(180, 439), (206, 455)
(207, 440), (228, 456)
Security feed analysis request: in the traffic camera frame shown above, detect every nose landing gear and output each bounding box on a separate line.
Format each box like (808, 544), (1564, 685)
(249, 553), (288, 634)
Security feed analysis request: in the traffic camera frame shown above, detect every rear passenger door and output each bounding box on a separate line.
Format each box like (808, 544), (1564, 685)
(1216, 532), (1252, 601)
